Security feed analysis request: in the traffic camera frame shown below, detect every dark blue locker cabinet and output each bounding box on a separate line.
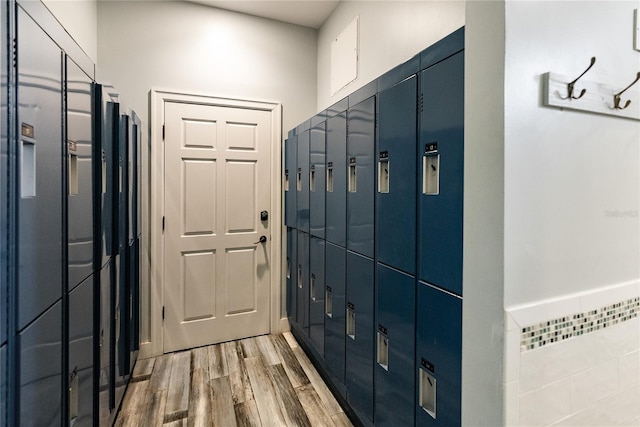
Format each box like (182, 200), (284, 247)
(347, 94), (376, 258)
(16, 6), (63, 330)
(67, 57), (95, 292)
(286, 227), (298, 322)
(113, 254), (129, 412)
(324, 242), (346, 386)
(0, 345), (5, 426)
(117, 114), (129, 253)
(416, 282), (462, 427)
(68, 276), (94, 426)
(345, 251), (375, 423)
(308, 236), (325, 355)
(418, 51), (464, 296)
(309, 115), (326, 239)
(131, 111), (141, 239)
(129, 239), (140, 362)
(19, 302), (62, 426)
(325, 98), (348, 247)
(1, 0), (8, 348)
(375, 263), (416, 427)
(376, 74), (418, 275)
(98, 260), (113, 426)
(296, 128), (310, 233)
(296, 231), (309, 335)
(284, 133), (297, 229)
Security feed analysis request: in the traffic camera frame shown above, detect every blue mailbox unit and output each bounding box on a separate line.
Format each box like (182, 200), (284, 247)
(284, 132), (297, 229)
(324, 242), (346, 387)
(347, 82), (376, 259)
(296, 123), (310, 233)
(325, 98), (348, 248)
(309, 113), (326, 239)
(308, 236), (325, 355)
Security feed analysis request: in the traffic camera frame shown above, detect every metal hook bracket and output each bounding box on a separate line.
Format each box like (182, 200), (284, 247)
(613, 72), (640, 110)
(561, 57), (596, 100)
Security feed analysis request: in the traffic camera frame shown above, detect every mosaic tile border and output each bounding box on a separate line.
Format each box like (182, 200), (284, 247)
(520, 297), (640, 351)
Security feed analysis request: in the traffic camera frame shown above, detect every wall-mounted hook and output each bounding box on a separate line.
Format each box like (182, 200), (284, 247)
(613, 72), (640, 110)
(561, 57), (596, 100)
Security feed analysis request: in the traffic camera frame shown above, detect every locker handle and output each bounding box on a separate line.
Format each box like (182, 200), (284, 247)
(377, 328), (389, 371)
(69, 366), (79, 422)
(419, 367), (437, 419)
(346, 303), (356, 339)
(325, 287), (333, 318)
(20, 140), (36, 198)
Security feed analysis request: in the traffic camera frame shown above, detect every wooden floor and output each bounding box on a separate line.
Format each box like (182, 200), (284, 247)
(115, 333), (353, 427)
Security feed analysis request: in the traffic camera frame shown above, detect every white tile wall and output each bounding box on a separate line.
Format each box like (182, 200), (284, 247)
(504, 280), (640, 426)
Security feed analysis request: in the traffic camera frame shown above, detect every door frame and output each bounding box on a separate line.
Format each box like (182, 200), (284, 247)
(144, 89), (284, 358)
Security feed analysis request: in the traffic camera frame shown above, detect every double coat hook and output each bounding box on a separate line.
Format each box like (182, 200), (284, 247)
(562, 56), (596, 100)
(613, 72), (640, 110)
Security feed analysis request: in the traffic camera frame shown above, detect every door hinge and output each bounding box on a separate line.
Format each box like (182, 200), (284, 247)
(162, 216), (165, 232)
(162, 306), (165, 320)
(162, 124), (165, 141)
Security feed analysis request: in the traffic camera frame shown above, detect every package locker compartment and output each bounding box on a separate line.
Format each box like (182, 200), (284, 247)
(19, 301), (62, 426)
(324, 242), (346, 385)
(98, 260), (112, 426)
(284, 135), (297, 229)
(346, 94), (376, 259)
(345, 251), (374, 423)
(116, 114), (129, 253)
(376, 74), (418, 276)
(296, 129), (310, 233)
(325, 99), (348, 248)
(68, 274), (94, 426)
(416, 282), (462, 427)
(375, 263), (416, 427)
(296, 231), (309, 334)
(16, 7), (63, 330)
(309, 118), (326, 239)
(308, 236), (325, 356)
(418, 51), (464, 296)
(286, 227), (298, 322)
(67, 56), (95, 292)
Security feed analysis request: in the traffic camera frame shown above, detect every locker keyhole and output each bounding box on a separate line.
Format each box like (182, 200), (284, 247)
(378, 159), (389, 193)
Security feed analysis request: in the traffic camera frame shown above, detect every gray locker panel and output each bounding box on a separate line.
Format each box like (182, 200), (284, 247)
(19, 301), (62, 426)
(17, 7), (64, 329)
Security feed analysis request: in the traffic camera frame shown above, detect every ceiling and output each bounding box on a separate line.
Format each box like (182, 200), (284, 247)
(185, 0), (341, 29)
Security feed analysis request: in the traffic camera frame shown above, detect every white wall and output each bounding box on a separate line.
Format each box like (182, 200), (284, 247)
(97, 0), (317, 133)
(316, 0), (464, 111)
(503, 1), (639, 307)
(42, 0), (98, 63)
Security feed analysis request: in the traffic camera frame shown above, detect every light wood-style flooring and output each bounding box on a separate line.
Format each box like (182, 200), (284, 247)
(115, 333), (353, 427)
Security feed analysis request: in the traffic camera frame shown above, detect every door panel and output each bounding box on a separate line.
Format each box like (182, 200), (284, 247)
(164, 101), (271, 352)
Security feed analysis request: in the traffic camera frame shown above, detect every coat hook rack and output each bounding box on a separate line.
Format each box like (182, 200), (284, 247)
(613, 72), (640, 110)
(561, 56), (596, 100)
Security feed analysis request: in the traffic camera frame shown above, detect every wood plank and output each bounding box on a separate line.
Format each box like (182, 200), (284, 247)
(208, 343), (228, 379)
(141, 389), (168, 427)
(149, 354), (173, 392)
(234, 400), (262, 427)
(224, 341), (254, 404)
(191, 346), (208, 371)
(165, 350), (191, 421)
(293, 347), (343, 416)
(239, 337), (261, 358)
(296, 384), (335, 427)
(270, 334), (310, 388)
(244, 356), (287, 426)
(267, 364), (311, 427)
(331, 412), (353, 427)
(187, 368), (212, 427)
(119, 380), (150, 416)
(256, 335), (280, 366)
(210, 376), (238, 427)
(282, 332), (298, 349)
(163, 420), (186, 427)
(132, 357), (156, 382)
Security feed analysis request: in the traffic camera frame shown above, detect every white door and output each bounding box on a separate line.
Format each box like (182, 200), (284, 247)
(163, 101), (271, 353)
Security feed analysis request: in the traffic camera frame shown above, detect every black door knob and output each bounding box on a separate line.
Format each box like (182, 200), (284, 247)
(254, 235), (267, 244)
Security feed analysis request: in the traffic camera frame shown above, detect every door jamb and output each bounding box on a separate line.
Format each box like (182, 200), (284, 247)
(143, 89), (283, 358)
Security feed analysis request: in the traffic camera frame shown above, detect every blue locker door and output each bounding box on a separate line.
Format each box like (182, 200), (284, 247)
(345, 251), (374, 423)
(375, 264), (415, 427)
(0, 344), (5, 426)
(324, 242), (346, 386)
(130, 239), (140, 354)
(112, 254), (127, 412)
(286, 227), (298, 323)
(0, 0), (7, 349)
(68, 275), (94, 426)
(377, 75), (418, 275)
(67, 57), (95, 292)
(127, 113), (135, 245)
(416, 282), (462, 427)
(19, 301), (62, 426)
(296, 231), (309, 335)
(284, 135), (297, 228)
(296, 130), (310, 233)
(98, 261), (112, 426)
(117, 114), (129, 253)
(347, 96), (376, 258)
(309, 121), (326, 239)
(308, 236), (325, 355)
(16, 8), (63, 329)
(325, 110), (347, 247)
(418, 52), (464, 296)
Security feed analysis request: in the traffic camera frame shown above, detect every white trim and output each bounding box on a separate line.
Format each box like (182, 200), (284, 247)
(146, 89), (283, 357)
